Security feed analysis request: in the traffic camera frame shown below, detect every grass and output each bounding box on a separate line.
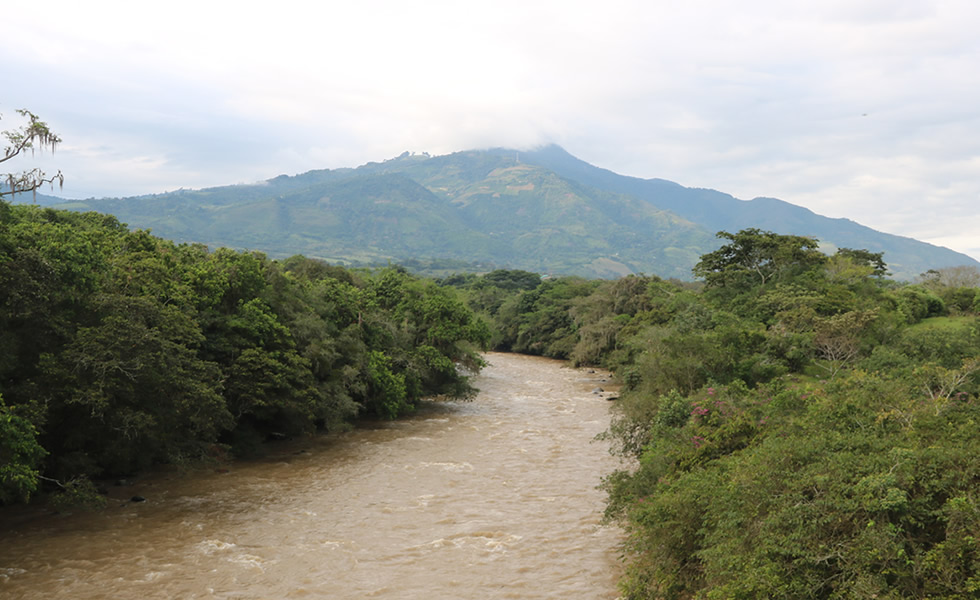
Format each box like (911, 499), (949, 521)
(908, 315), (977, 334)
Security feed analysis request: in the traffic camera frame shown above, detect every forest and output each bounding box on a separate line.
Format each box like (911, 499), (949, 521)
(0, 201), (489, 506)
(2, 199), (979, 597)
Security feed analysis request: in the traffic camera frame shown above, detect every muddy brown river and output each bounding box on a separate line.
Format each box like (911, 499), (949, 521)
(0, 353), (622, 599)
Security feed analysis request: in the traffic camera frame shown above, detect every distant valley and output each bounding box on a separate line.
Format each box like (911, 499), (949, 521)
(33, 145), (978, 280)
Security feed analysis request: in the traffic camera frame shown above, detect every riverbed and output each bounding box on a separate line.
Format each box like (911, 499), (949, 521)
(0, 352), (622, 599)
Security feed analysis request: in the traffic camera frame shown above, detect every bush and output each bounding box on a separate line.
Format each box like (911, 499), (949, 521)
(604, 371), (980, 599)
(942, 287), (980, 314)
(892, 285), (947, 324)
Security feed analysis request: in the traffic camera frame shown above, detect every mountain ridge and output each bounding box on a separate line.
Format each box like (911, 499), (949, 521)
(22, 146), (978, 280)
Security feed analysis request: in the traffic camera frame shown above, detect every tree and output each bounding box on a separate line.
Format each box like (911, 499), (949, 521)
(693, 228), (826, 290)
(478, 269), (542, 291)
(835, 247), (889, 278)
(1, 109), (63, 199)
(918, 265), (980, 289)
(0, 396), (47, 504)
(812, 309), (877, 378)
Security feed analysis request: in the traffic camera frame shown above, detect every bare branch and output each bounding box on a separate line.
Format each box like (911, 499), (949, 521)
(1, 109), (64, 200)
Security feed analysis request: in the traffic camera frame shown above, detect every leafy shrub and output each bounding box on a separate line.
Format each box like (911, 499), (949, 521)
(0, 398), (46, 504)
(604, 371), (980, 599)
(48, 476), (107, 512)
(892, 285), (947, 324)
(941, 286), (980, 314)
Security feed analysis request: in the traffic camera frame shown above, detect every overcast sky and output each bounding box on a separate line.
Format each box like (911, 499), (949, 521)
(3, 0), (978, 261)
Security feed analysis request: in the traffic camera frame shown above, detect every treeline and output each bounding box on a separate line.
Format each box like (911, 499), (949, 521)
(0, 202), (489, 505)
(3, 203), (979, 595)
(441, 229), (980, 599)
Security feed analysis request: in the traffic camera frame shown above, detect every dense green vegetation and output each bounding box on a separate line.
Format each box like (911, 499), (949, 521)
(441, 231), (980, 599)
(3, 180), (979, 597)
(0, 201), (489, 505)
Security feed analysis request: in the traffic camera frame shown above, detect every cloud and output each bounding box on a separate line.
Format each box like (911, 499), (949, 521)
(2, 0), (978, 260)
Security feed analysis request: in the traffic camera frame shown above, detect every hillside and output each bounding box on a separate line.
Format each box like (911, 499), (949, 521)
(33, 147), (979, 279)
(510, 145), (978, 280)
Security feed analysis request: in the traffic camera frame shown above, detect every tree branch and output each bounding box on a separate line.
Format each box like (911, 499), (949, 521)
(1, 109), (63, 199)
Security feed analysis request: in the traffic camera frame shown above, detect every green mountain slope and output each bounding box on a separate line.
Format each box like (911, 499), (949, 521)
(371, 154), (714, 277)
(31, 146), (979, 280)
(512, 145), (976, 280)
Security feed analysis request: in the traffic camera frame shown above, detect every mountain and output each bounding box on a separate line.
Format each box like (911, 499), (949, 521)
(507, 145), (978, 280)
(28, 147), (979, 280)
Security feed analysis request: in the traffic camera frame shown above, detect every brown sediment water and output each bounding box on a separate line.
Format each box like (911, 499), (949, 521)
(0, 352), (622, 599)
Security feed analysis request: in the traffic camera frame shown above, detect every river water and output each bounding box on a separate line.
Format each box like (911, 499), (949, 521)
(0, 353), (622, 599)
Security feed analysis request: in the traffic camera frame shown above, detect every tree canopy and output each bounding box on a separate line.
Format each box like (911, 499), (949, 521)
(693, 228), (827, 289)
(0, 204), (489, 503)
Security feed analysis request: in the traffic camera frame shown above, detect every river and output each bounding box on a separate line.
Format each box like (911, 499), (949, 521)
(0, 353), (622, 599)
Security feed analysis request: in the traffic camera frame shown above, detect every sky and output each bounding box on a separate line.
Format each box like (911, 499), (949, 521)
(3, 0), (979, 261)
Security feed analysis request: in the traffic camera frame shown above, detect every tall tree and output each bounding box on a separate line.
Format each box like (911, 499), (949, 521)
(835, 247), (889, 277)
(693, 228), (826, 290)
